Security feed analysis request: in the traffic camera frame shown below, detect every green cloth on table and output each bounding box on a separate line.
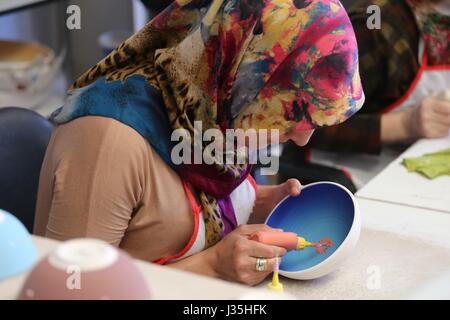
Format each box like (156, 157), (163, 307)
(402, 148), (450, 179)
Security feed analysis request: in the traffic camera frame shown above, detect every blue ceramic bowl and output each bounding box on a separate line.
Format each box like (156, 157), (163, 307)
(265, 182), (361, 280)
(0, 209), (37, 281)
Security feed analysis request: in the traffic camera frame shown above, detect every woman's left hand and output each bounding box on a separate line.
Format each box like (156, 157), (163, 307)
(250, 178), (302, 223)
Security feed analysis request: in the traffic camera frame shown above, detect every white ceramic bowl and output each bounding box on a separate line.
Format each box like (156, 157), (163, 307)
(0, 40), (64, 108)
(265, 182), (361, 280)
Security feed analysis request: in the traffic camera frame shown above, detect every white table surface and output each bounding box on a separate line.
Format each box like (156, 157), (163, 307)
(266, 227), (450, 299)
(0, 236), (293, 300)
(357, 135), (450, 213)
(253, 197), (450, 300)
(358, 198), (450, 248)
(2, 219), (450, 300)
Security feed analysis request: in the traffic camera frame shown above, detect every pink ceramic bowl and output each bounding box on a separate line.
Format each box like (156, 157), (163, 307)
(18, 238), (151, 300)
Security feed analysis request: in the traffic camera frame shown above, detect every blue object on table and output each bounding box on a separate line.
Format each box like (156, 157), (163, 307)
(266, 182), (358, 274)
(0, 209), (37, 281)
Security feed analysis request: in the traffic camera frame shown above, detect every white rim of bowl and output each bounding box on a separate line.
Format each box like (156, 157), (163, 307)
(48, 238), (119, 272)
(264, 181), (361, 276)
(0, 210), (5, 224)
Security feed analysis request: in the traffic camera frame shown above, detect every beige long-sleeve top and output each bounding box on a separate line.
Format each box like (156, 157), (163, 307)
(34, 116), (198, 262)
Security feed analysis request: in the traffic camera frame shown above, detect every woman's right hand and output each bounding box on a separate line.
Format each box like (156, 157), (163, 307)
(406, 96), (450, 140)
(381, 95), (450, 144)
(207, 224), (287, 286)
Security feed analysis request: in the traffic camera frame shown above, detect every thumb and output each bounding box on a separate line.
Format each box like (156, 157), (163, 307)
(283, 178), (302, 197)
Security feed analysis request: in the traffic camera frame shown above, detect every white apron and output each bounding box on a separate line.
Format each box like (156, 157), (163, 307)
(310, 39), (450, 189)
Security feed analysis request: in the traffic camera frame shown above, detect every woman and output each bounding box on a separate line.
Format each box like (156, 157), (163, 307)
(282, 0), (450, 189)
(34, 0), (363, 285)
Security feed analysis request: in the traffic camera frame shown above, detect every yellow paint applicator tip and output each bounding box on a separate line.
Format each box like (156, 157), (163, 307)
(296, 237), (313, 250)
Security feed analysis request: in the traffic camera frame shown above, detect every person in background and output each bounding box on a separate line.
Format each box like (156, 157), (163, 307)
(34, 0), (363, 285)
(282, 0), (450, 189)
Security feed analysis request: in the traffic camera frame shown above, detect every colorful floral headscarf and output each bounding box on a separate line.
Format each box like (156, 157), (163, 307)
(53, 0), (364, 248)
